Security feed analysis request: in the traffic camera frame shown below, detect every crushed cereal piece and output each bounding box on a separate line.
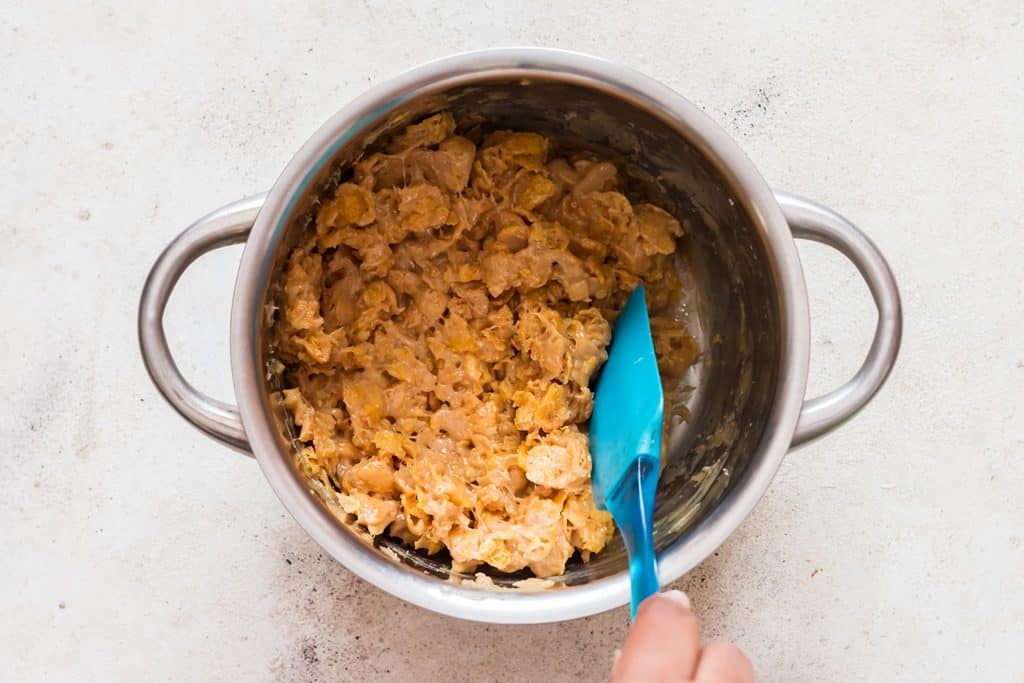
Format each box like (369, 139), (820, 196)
(273, 112), (698, 577)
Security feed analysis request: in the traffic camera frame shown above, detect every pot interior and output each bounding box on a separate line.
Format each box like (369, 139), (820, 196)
(261, 74), (782, 587)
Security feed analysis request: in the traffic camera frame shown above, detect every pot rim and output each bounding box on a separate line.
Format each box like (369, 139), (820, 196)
(229, 47), (810, 623)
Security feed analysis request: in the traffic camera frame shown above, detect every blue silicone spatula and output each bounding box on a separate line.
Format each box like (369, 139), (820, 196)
(589, 286), (663, 618)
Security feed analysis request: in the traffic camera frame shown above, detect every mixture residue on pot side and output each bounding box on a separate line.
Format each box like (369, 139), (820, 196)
(273, 112), (699, 577)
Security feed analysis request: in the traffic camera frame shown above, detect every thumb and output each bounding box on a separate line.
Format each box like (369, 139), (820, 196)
(611, 590), (701, 682)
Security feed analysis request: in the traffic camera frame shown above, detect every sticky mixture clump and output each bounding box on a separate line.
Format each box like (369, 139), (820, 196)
(273, 112), (699, 577)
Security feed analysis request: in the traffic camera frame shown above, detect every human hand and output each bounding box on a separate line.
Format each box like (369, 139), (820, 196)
(610, 590), (754, 682)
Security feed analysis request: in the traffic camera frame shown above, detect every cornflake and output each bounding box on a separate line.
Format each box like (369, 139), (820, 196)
(273, 113), (698, 577)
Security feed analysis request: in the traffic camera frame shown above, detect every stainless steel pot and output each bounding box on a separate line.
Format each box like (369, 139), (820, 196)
(139, 48), (901, 623)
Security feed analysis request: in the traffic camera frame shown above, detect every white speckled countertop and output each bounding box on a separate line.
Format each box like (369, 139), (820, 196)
(2, 2), (1022, 681)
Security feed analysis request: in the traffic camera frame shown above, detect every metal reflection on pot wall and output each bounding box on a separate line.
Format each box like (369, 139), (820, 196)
(138, 48), (901, 624)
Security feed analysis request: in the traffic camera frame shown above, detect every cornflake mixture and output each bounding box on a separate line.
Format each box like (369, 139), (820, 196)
(274, 113), (698, 577)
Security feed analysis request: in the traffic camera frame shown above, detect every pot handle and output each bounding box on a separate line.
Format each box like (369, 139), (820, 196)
(138, 194), (267, 455)
(775, 191), (902, 448)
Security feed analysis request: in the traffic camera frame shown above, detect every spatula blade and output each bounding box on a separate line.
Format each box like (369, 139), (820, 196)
(589, 286), (665, 507)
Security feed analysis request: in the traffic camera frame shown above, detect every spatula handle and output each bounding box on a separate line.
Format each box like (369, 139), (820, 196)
(626, 517), (659, 618)
(606, 456), (661, 618)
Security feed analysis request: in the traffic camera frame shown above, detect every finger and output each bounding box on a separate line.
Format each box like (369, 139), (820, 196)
(693, 641), (755, 683)
(611, 590), (701, 682)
